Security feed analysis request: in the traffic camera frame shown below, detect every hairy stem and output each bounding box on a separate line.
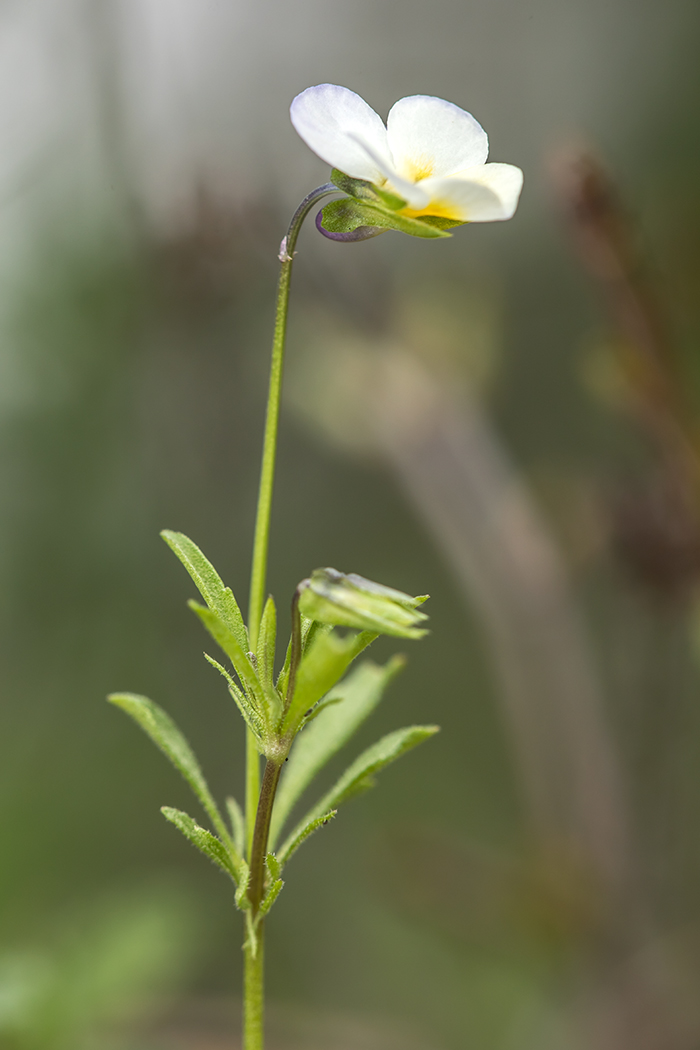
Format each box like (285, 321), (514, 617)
(248, 758), (284, 915)
(243, 925), (265, 1050)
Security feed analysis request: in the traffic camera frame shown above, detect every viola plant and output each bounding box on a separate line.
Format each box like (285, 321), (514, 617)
(109, 84), (522, 1050)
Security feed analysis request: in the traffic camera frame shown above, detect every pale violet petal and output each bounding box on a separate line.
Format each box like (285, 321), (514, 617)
(290, 84), (392, 183)
(346, 133), (429, 209)
(386, 95), (489, 181)
(421, 163), (524, 222)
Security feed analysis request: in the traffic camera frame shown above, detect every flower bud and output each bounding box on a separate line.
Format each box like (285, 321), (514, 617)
(298, 567), (428, 639)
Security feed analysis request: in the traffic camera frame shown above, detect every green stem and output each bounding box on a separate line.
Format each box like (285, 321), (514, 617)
(243, 183), (336, 1050)
(246, 182), (336, 648)
(243, 925), (265, 1050)
(248, 758), (284, 914)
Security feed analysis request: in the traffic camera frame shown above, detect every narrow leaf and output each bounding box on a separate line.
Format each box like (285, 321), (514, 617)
(204, 653), (265, 741)
(256, 597), (277, 688)
(298, 568), (429, 638)
(226, 796), (246, 856)
(276, 810), (336, 867)
(189, 603), (264, 713)
(270, 656), (405, 847)
(108, 692), (232, 846)
(266, 852), (282, 881)
(258, 878), (284, 918)
(281, 630), (376, 737)
(161, 530), (248, 653)
(161, 807), (242, 882)
(278, 726), (439, 861)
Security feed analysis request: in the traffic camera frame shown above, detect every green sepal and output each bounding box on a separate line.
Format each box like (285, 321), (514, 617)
(281, 629), (376, 737)
(270, 656), (405, 847)
(319, 197), (451, 240)
(256, 597), (277, 691)
(108, 692), (232, 848)
(258, 878), (284, 918)
(203, 654), (266, 742)
(330, 169), (406, 210)
(276, 810), (336, 867)
(161, 807), (244, 883)
(161, 531), (248, 654)
(278, 725), (439, 860)
(299, 568), (429, 638)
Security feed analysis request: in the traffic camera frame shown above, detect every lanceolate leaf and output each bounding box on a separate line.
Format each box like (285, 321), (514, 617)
(258, 878), (284, 918)
(270, 656), (405, 848)
(276, 810), (336, 867)
(278, 726), (439, 861)
(108, 692), (232, 848)
(161, 531), (248, 654)
(188, 603), (265, 714)
(161, 807), (244, 883)
(203, 654), (266, 741)
(256, 597), (277, 691)
(281, 629), (376, 737)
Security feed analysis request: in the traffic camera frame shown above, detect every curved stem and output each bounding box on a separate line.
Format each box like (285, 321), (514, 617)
(246, 182), (336, 649)
(242, 183), (336, 1050)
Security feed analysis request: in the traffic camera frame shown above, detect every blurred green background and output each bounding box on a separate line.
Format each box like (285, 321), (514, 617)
(1, 0), (700, 1047)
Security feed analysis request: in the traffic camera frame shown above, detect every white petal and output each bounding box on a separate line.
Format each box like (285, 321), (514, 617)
(386, 95), (489, 181)
(421, 163), (524, 222)
(290, 84), (393, 183)
(345, 133), (430, 208)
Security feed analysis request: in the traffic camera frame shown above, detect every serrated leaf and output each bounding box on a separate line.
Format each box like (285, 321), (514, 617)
(276, 810), (336, 867)
(281, 629), (376, 737)
(161, 807), (243, 882)
(161, 531), (248, 653)
(258, 878), (284, 918)
(204, 653), (265, 741)
(278, 726), (439, 861)
(226, 797), (245, 856)
(108, 692), (232, 847)
(256, 597), (277, 691)
(319, 198), (451, 240)
(270, 656), (405, 848)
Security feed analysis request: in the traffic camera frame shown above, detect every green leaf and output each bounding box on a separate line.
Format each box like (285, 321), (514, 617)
(319, 198), (451, 240)
(108, 692), (232, 847)
(189, 602), (266, 718)
(161, 531), (248, 653)
(204, 653), (265, 742)
(258, 878), (284, 919)
(276, 810), (336, 867)
(161, 807), (243, 883)
(298, 568), (429, 639)
(256, 597), (277, 691)
(270, 656), (405, 847)
(278, 726), (439, 861)
(266, 852), (282, 882)
(226, 797), (245, 857)
(281, 629), (376, 737)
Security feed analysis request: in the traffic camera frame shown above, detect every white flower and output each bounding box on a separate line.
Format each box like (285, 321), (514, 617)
(290, 84), (523, 224)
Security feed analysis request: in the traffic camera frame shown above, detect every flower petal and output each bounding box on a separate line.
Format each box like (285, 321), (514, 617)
(290, 84), (393, 183)
(386, 95), (489, 181)
(420, 163), (524, 222)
